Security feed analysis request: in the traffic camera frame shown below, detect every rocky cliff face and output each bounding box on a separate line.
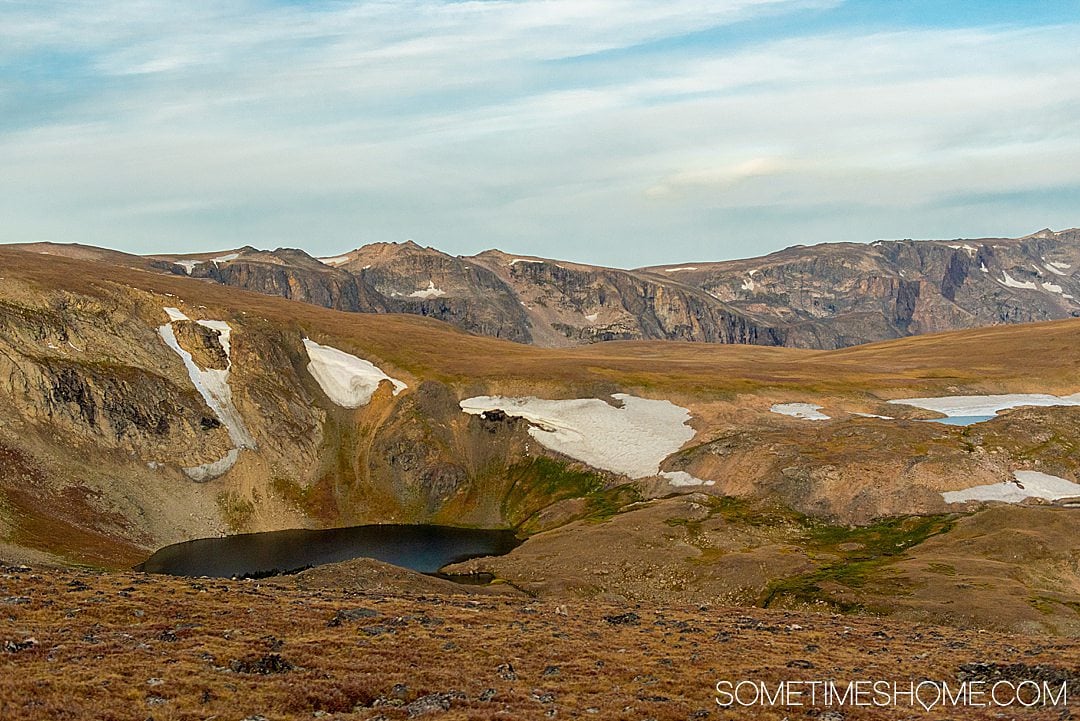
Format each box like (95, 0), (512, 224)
(641, 228), (1080, 348)
(123, 227), (1080, 350)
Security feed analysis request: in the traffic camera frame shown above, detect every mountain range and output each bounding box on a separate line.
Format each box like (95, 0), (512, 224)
(9, 226), (1080, 350)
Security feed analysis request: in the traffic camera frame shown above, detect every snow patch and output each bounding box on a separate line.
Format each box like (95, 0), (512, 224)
(1043, 282), (1064, 294)
(459, 394), (696, 479)
(408, 280), (446, 299)
(158, 318), (254, 450)
(510, 258), (542, 265)
(770, 403), (830, 420)
(741, 276), (757, 292)
(174, 260), (201, 274)
(303, 338), (406, 408)
(318, 255), (352, 266)
(1000, 271), (1037, 290)
(164, 307), (190, 322)
(979, 263), (989, 273)
(888, 393), (1080, 418)
(660, 471), (715, 487)
(183, 449), (240, 482)
(212, 253), (239, 263)
(663, 267), (698, 272)
(585, 313), (598, 322)
(947, 244), (978, 255)
(943, 470), (1080, 504)
(852, 412), (892, 419)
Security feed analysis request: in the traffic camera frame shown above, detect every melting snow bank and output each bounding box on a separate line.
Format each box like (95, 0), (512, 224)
(460, 394), (697, 480)
(659, 471), (714, 487)
(184, 449), (240, 483)
(158, 308), (254, 480)
(303, 338), (406, 408)
(770, 403), (830, 420)
(943, 471), (1080, 504)
(888, 393), (1080, 419)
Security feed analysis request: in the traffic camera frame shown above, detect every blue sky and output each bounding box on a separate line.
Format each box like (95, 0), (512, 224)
(1, 0), (1078, 266)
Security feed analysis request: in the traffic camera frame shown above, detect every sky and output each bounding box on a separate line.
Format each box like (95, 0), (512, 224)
(1, 1), (1078, 267)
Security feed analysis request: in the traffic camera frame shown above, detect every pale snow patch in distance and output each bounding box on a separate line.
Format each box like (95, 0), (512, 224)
(174, 260), (201, 274)
(303, 338), (406, 408)
(459, 394), (696, 479)
(947, 243), (977, 255)
(770, 403), (830, 420)
(741, 275), (757, 292)
(510, 258), (542, 265)
(159, 317), (254, 449)
(408, 280), (447, 299)
(164, 306), (190, 322)
(318, 255), (352, 266)
(888, 393), (1080, 418)
(584, 312), (599, 322)
(1043, 282), (1064, 294)
(852, 412), (892, 419)
(1000, 271), (1037, 289)
(212, 252), (239, 263)
(979, 263), (989, 273)
(183, 449), (240, 483)
(158, 309), (254, 480)
(663, 267), (698, 272)
(942, 470), (1080, 504)
(660, 470), (715, 487)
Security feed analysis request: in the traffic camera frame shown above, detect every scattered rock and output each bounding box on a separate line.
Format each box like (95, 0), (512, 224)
(228, 654), (294, 675)
(404, 690), (465, 717)
(603, 612), (640, 626)
(327, 607), (380, 627)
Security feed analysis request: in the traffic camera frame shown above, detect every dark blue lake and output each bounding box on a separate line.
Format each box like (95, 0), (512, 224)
(136, 524), (520, 579)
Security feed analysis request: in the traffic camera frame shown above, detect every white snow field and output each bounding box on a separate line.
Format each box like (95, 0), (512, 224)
(942, 470), (1080, 504)
(459, 394), (697, 479)
(770, 403), (830, 420)
(318, 255), (352, 266)
(158, 308), (254, 480)
(888, 393), (1080, 419)
(659, 471), (715, 487)
(303, 338), (406, 408)
(1000, 271), (1037, 290)
(408, 280), (447, 299)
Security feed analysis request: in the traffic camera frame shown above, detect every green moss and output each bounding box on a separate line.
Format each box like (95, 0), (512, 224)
(216, 491), (255, 531)
(759, 514), (956, 612)
(500, 456), (641, 532)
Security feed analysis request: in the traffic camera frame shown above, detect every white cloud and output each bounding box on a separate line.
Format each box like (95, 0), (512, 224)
(0, 2), (1078, 263)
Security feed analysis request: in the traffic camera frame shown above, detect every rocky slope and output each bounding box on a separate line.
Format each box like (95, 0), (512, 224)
(18, 226), (1078, 351)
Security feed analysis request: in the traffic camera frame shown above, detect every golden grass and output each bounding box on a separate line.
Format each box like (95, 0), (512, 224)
(1, 565), (1078, 720)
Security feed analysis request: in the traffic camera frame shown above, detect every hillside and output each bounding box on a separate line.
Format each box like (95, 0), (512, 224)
(2, 245), (1080, 638)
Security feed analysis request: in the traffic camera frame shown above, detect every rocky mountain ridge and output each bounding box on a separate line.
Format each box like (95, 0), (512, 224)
(11, 226), (1080, 350)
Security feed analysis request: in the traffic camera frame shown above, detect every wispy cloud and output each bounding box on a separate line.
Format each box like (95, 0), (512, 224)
(0, 1), (1077, 264)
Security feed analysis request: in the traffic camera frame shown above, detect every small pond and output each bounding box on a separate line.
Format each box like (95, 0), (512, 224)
(921, 415), (995, 426)
(136, 524), (520, 579)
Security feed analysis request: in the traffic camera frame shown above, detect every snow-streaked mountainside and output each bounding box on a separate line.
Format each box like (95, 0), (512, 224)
(7, 245), (1080, 637)
(11, 226), (1080, 351)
